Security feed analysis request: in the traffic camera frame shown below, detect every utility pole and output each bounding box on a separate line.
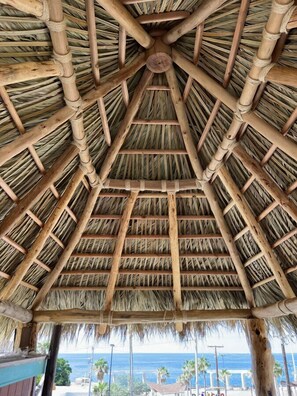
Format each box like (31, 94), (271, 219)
(88, 346), (94, 396)
(108, 344), (115, 396)
(281, 343), (292, 396)
(208, 345), (224, 396)
(194, 334), (199, 396)
(129, 332), (134, 396)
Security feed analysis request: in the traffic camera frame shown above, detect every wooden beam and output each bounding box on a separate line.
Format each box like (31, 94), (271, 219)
(104, 178), (201, 192)
(90, 214), (215, 221)
(33, 308), (252, 325)
(81, 233), (223, 240)
(246, 319), (276, 396)
(86, 0), (111, 145)
(52, 286), (243, 292)
(168, 193), (183, 332)
(162, 0), (228, 45)
(119, 149), (188, 155)
(42, 325), (62, 396)
(0, 145), (78, 239)
(172, 49), (297, 162)
(102, 192), (138, 314)
(233, 145), (297, 224)
(60, 269), (237, 276)
(0, 301), (32, 323)
(0, 53), (146, 167)
(0, 61), (61, 85)
(265, 65), (297, 88)
(98, 69), (153, 183)
(96, 0), (154, 49)
(0, 0), (43, 17)
(132, 119), (179, 125)
(0, 169), (84, 301)
(31, 186), (101, 310)
(218, 166), (295, 299)
(71, 252), (230, 259)
(164, 64), (255, 307)
(253, 297), (297, 319)
(98, 191), (206, 199)
(137, 11), (190, 25)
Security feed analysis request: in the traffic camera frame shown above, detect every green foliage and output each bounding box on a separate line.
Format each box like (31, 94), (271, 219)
(157, 366), (170, 384)
(55, 358), (72, 386)
(109, 376), (150, 396)
(274, 361), (283, 379)
(36, 374), (42, 385)
(133, 382), (150, 395)
(110, 383), (129, 396)
(197, 356), (210, 391)
(94, 358), (109, 382)
(37, 341), (50, 354)
(219, 369), (231, 380)
(93, 382), (108, 395)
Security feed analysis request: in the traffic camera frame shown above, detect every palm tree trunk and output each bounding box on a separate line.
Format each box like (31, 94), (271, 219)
(225, 378), (227, 396)
(204, 373), (206, 395)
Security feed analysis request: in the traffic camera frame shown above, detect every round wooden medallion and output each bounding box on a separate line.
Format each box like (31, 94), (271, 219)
(146, 51), (172, 73)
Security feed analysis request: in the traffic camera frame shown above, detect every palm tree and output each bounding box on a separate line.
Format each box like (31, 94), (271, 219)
(178, 373), (192, 396)
(274, 361), (283, 396)
(182, 360), (195, 395)
(198, 357), (210, 393)
(94, 358), (109, 383)
(157, 367), (169, 384)
(219, 369), (231, 396)
(93, 382), (108, 396)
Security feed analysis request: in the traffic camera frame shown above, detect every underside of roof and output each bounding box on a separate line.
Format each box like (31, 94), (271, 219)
(0, 0), (297, 341)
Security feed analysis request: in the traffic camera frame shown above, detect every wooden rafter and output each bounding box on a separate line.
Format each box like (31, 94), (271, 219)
(197, 0), (250, 151)
(104, 178), (200, 192)
(90, 214), (215, 221)
(0, 145), (78, 239)
(97, 192), (206, 199)
(81, 234), (223, 240)
(172, 50), (297, 163)
(86, 0), (111, 145)
(71, 253), (229, 259)
(60, 269), (236, 276)
(101, 192), (138, 311)
(162, 0), (228, 45)
(168, 193), (183, 332)
(119, 26), (129, 106)
(0, 52), (146, 167)
(137, 11), (190, 25)
(96, 0), (154, 49)
(218, 166), (295, 299)
(165, 65), (255, 307)
(53, 286), (243, 292)
(0, 169), (84, 301)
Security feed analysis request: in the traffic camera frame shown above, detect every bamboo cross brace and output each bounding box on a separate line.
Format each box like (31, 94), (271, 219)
(86, 0), (111, 146)
(168, 193), (183, 332)
(197, 0), (250, 151)
(0, 53), (146, 167)
(98, 191), (139, 335)
(0, 145), (79, 239)
(0, 169), (84, 301)
(119, 26), (129, 107)
(165, 64), (255, 307)
(218, 166), (295, 299)
(0, 86), (78, 222)
(162, 0), (228, 45)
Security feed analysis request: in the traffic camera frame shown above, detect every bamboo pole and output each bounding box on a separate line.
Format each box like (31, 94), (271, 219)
(0, 53), (146, 167)
(168, 193), (183, 332)
(0, 0), (43, 17)
(137, 11), (189, 25)
(0, 61), (61, 85)
(165, 65), (255, 307)
(33, 308), (252, 324)
(31, 185), (101, 310)
(71, 253), (230, 259)
(0, 301), (33, 323)
(52, 285), (243, 292)
(86, 0), (111, 145)
(0, 145), (78, 239)
(96, 0), (154, 49)
(104, 178), (201, 192)
(119, 149), (187, 155)
(218, 166), (295, 299)
(246, 319), (276, 396)
(81, 233), (223, 240)
(233, 145), (297, 224)
(118, 26), (129, 106)
(60, 269), (237, 276)
(0, 169), (84, 301)
(90, 214), (215, 221)
(102, 192), (139, 312)
(162, 0), (228, 45)
(98, 191), (206, 199)
(171, 49), (297, 163)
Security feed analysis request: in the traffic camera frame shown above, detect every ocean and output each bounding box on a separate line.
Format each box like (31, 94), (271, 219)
(58, 352), (297, 388)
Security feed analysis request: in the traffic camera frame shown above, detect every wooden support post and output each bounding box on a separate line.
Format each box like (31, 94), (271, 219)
(168, 193), (183, 332)
(162, 0), (228, 45)
(0, 61), (61, 86)
(0, 169), (84, 300)
(165, 65), (254, 307)
(0, 145), (78, 239)
(218, 166), (295, 299)
(99, 191), (138, 334)
(96, 0), (154, 49)
(14, 322), (38, 352)
(246, 319), (276, 396)
(42, 325), (62, 396)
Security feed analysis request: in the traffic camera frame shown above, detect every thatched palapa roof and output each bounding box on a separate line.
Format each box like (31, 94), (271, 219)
(0, 0), (297, 341)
